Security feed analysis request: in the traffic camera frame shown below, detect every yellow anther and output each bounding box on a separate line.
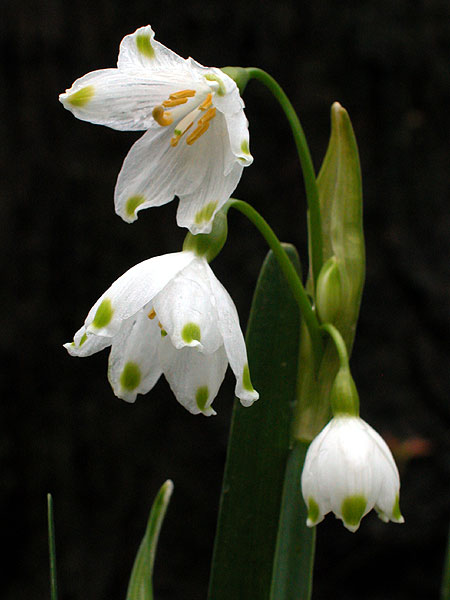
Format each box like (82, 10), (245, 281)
(162, 97), (189, 108)
(186, 122), (210, 145)
(198, 106), (216, 125)
(148, 308), (156, 320)
(199, 93), (213, 111)
(157, 321), (164, 329)
(169, 89), (196, 99)
(152, 105), (173, 126)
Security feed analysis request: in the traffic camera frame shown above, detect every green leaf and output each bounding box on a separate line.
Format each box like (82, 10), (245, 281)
(47, 493), (58, 600)
(441, 523), (450, 600)
(126, 480), (174, 600)
(270, 441), (315, 600)
(208, 245), (301, 600)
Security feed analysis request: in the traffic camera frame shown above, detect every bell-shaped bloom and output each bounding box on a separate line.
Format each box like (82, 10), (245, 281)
(59, 25), (253, 234)
(64, 250), (258, 416)
(301, 416), (404, 532)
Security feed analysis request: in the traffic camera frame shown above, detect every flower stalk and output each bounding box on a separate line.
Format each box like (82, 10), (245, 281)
(245, 67), (324, 286)
(225, 198), (323, 368)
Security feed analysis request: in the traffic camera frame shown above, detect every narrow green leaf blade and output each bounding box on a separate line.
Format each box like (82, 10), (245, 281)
(208, 245), (301, 600)
(126, 480), (174, 600)
(47, 493), (58, 600)
(441, 523), (450, 600)
(270, 441), (315, 600)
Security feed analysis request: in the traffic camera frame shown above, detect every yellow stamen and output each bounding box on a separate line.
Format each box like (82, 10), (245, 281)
(152, 105), (173, 126)
(169, 89), (196, 99)
(199, 93), (213, 111)
(157, 321), (164, 329)
(198, 106), (216, 125)
(163, 97), (189, 108)
(148, 308), (156, 319)
(186, 122), (210, 145)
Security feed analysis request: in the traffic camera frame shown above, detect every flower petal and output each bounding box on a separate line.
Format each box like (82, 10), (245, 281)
(175, 112), (244, 233)
(159, 338), (228, 416)
(205, 266), (259, 406)
(107, 311), (163, 403)
(222, 109), (253, 166)
(64, 325), (112, 357)
(115, 112), (243, 231)
(85, 251), (196, 337)
(152, 258), (223, 353)
(118, 25), (191, 74)
(59, 69), (193, 132)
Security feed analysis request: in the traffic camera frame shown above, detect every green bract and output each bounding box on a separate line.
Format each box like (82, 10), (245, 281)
(295, 102), (365, 441)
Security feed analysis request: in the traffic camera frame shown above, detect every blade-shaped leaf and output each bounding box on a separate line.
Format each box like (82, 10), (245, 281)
(441, 523), (450, 600)
(126, 480), (174, 600)
(208, 245), (301, 600)
(270, 441), (315, 600)
(47, 493), (58, 600)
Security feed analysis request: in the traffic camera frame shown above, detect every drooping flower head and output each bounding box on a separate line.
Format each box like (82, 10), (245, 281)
(64, 250), (258, 415)
(59, 26), (253, 234)
(301, 415), (404, 532)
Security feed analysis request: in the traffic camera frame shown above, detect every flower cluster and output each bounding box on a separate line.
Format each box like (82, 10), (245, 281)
(61, 25), (257, 415)
(61, 25), (403, 535)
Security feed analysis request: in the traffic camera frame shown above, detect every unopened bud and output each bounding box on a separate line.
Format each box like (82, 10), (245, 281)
(316, 256), (342, 324)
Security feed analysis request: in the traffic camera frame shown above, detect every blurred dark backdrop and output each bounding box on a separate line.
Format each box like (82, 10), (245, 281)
(2, 1), (450, 599)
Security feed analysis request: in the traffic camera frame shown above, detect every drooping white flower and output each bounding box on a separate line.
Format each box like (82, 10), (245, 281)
(64, 250), (258, 416)
(59, 25), (253, 234)
(301, 415), (404, 532)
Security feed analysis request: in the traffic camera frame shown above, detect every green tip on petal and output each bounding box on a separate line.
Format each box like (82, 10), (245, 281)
(181, 322), (201, 344)
(196, 386), (209, 412)
(135, 33), (155, 58)
(194, 201), (218, 225)
(120, 362), (142, 392)
(79, 333), (88, 347)
(307, 498), (320, 526)
(125, 195), (146, 218)
(341, 495), (367, 532)
(67, 85), (95, 107)
(392, 495), (404, 523)
(240, 139), (250, 155)
(92, 298), (113, 329)
(242, 363), (255, 392)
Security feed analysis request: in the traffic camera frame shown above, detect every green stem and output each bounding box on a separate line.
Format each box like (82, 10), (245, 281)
(246, 67), (323, 285)
(47, 494), (58, 600)
(226, 199), (323, 366)
(320, 323), (350, 370)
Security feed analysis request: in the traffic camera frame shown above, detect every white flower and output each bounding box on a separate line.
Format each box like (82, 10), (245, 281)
(59, 25), (253, 234)
(301, 416), (404, 532)
(64, 250), (258, 416)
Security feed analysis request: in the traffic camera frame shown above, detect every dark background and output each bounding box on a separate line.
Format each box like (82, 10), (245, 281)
(2, 1), (450, 599)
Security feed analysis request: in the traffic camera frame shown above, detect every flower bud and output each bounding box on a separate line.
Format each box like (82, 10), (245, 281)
(315, 256), (342, 324)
